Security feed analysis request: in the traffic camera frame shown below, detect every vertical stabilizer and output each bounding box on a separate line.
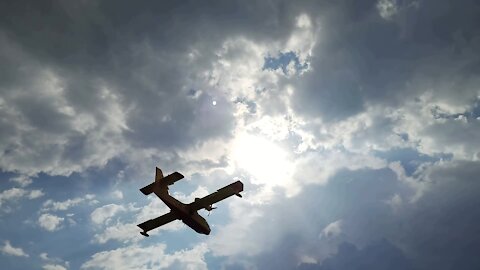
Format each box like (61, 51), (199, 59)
(155, 167), (164, 183)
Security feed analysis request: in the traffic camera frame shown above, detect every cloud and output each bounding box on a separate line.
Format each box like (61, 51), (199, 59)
(321, 220), (343, 239)
(91, 188), (205, 244)
(40, 252), (50, 261)
(0, 241), (28, 257)
(93, 222), (142, 244)
(291, 150), (388, 193)
(42, 264), (67, 270)
(91, 204), (126, 225)
(213, 158), (480, 269)
(9, 175), (32, 187)
(376, 0), (399, 19)
(299, 240), (414, 270)
(208, 199), (264, 257)
(111, 190), (123, 200)
(0, 187), (44, 209)
(0, 1), (319, 180)
(81, 243), (208, 270)
(386, 193), (403, 211)
(42, 194), (96, 212)
(39, 252), (70, 270)
(38, 213), (64, 231)
(28, 190), (44, 199)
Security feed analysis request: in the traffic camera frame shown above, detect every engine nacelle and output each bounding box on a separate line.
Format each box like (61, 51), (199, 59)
(205, 205), (216, 211)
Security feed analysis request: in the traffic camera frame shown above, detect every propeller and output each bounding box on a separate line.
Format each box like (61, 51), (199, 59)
(206, 205), (217, 216)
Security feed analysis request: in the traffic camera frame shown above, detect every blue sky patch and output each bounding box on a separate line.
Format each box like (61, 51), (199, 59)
(263, 51), (308, 74)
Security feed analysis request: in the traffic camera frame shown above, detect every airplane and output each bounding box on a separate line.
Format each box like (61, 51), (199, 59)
(137, 167), (244, 236)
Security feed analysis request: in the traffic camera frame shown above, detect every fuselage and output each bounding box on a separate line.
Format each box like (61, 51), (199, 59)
(153, 187), (211, 235)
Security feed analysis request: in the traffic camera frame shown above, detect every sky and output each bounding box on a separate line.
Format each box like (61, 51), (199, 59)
(1, 0), (480, 269)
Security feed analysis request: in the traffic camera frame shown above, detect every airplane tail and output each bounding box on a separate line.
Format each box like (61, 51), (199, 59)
(140, 167), (184, 196)
(155, 167), (164, 183)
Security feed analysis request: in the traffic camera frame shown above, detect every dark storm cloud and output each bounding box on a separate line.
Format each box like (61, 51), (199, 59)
(290, 0), (480, 121)
(396, 160), (480, 270)
(2, 0), (475, 171)
(228, 160), (480, 270)
(298, 240), (414, 270)
(213, 167), (407, 268)
(0, 0), (307, 174)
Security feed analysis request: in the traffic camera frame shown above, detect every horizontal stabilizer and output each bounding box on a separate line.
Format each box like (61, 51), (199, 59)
(140, 182), (155, 195)
(162, 172), (184, 186)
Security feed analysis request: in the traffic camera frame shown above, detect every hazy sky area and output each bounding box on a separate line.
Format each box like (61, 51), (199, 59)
(1, 0), (480, 269)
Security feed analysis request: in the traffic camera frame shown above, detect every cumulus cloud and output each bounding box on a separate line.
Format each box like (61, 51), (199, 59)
(291, 150), (388, 193)
(93, 222), (142, 244)
(38, 213), (64, 231)
(0, 188), (44, 209)
(9, 175), (32, 187)
(91, 187), (208, 244)
(111, 190), (123, 200)
(1, 241), (28, 257)
(376, 0), (399, 19)
(321, 220), (343, 239)
(39, 252), (70, 270)
(91, 204), (127, 225)
(299, 240), (414, 270)
(81, 243), (208, 270)
(42, 264), (67, 270)
(42, 194), (96, 212)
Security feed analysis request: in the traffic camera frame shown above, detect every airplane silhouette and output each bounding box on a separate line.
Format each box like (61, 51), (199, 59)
(137, 167), (244, 236)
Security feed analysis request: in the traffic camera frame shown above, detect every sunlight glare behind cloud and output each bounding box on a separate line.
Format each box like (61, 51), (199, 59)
(232, 133), (294, 188)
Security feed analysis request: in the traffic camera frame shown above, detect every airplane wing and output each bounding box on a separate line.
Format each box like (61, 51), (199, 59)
(190, 181), (243, 211)
(137, 211), (178, 233)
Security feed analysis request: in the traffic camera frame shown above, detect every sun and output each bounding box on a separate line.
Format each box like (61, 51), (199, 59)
(231, 133), (293, 186)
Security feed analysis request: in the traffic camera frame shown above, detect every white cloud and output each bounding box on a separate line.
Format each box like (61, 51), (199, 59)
(392, 95), (480, 160)
(0, 188), (44, 209)
(9, 175), (32, 187)
(388, 161), (426, 201)
(286, 14), (317, 65)
(40, 252), (50, 261)
(0, 188), (27, 202)
(0, 61), (129, 176)
(42, 194), (96, 212)
(321, 220), (343, 239)
(92, 197), (183, 244)
(386, 193), (403, 211)
(81, 243), (208, 270)
(91, 204), (126, 225)
(38, 213), (64, 231)
(42, 264), (67, 270)
(93, 222), (142, 244)
(111, 190), (123, 200)
(377, 0), (399, 19)
(28, 190), (44, 199)
(91, 185), (220, 245)
(1, 241), (29, 257)
(208, 199), (264, 257)
(292, 150), (387, 194)
(39, 252), (70, 270)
